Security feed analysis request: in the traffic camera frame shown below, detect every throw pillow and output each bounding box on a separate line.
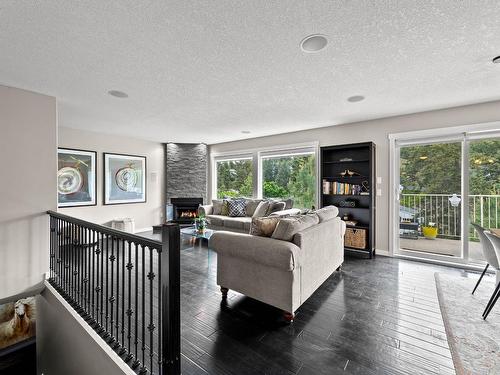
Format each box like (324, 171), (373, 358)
(221, 199), (230, 216)
(245, 199), (263, 217)
(271, 213), (319, 242)
(252, 201), (270, 217)
(212, 199), (223, 215)
(228, 199), (246, 217)
(250, 217), (280, 237)
(315, 205), (339, 222)
(265, 201), (286, 216)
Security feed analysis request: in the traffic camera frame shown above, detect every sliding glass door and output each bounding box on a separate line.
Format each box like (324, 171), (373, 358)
(394, 132), (499, 265)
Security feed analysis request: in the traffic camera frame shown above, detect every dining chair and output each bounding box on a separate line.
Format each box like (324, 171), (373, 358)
(471, 223), (499, 294)
(483, 231), (500, 319)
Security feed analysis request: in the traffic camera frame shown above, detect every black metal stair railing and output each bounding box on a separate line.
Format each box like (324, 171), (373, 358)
(47, 211), (180, 375)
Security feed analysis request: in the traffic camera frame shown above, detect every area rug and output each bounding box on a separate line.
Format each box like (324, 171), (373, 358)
(435, 273), (500, 375)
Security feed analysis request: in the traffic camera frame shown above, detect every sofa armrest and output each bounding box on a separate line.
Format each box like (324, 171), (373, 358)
(209, 232), (301, 271)
(198, 204), (213, 216)
(269, 208), (301, 217)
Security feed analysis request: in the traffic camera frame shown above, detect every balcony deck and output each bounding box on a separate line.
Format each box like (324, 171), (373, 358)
(400, 237), (484, 261)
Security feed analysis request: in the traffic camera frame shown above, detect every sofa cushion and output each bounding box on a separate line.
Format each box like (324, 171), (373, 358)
(223, 216), (251, 230)
(266, 201), (286, 216)
(206, 215), (225, 227)
(209, 232), (301, 271)
(228, 198), (246, 217)
(252, 201), (270, 218)
(271, 214), (319, 242)
(245, 199), (263, 217)
(250, 217), (280, 237)
(315, 205), (339, 222)
(283, 198), (294, 210)
(212, 199), (223, 215)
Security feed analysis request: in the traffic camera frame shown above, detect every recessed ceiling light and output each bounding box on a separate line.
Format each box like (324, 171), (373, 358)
(492, 56), (500, 63)
(300, 34), (328, 53)
(347, 95), (365, 103)
(108, 90), (128, 98)
(241, 130), (251, 134)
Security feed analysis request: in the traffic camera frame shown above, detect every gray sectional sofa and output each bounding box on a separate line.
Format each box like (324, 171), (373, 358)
(208, 205), (346, 321)
(198, 198), (299, 233)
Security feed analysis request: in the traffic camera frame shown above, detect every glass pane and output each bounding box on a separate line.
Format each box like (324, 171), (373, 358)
(468, 138), (500, 263)
(399, 142), (462, 257)
(262, 153), (316, 209)
(216, 159), (253, 198)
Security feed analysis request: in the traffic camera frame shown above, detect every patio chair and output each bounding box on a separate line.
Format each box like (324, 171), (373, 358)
(483, 231), (500, 319)
(471, 223), (499, 295)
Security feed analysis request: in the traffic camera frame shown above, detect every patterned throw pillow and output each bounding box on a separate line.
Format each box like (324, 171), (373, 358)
(250, 217), (280, 237)
(221, 199), (230, 216)
(228, 199), (246, 217)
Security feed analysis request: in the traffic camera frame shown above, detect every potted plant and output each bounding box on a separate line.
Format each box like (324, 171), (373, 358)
(194, 214), (207, 234)
(422, 222), (438, 239)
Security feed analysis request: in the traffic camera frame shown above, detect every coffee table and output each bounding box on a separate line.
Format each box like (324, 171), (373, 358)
(180, 227), (216, 269)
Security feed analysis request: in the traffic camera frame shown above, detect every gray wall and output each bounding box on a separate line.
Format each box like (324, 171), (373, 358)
(37, 285), (134, 375)
(209, 100), (500, 253)
(59, 127), (165, 232)
(166, 143), (208, 203)
(0, 85), (57, 299)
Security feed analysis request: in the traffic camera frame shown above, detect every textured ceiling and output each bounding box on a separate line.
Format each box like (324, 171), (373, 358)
(2, 1), (500, 144)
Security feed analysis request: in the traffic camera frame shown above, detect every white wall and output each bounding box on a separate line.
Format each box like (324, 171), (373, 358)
(58, 127), (164, 231)
(0, 85), (57, 299)
(209, 100), (500, 253)
(37, 283), (135, 375)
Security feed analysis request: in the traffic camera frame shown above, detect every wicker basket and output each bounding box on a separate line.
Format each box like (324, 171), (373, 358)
(345, 228), (367, 249)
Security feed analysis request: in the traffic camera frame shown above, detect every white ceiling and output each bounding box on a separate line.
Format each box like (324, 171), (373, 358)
(2, 1), (500, 144)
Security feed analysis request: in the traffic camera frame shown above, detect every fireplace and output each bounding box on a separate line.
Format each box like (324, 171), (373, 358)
(170, 197), (203, 224)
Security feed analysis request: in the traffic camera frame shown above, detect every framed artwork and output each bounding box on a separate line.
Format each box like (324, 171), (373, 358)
(0, 297), (36, 352)
(104, 153), (146, 205)
(58, 148), (97, 207)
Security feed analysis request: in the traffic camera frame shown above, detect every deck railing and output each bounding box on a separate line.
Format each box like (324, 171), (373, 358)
(47, 211), (180, 375)
(400, 194), (500, 239)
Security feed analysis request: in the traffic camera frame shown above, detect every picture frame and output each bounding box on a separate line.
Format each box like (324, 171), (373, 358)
(57, 148), (97, 207)
(104, 153), (146, 205)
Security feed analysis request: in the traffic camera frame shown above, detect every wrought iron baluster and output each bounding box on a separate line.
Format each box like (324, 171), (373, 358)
(109, 235), (116, 344)
(104, 233), (110, 337)
(120, 238), (126, 355)
(115, 237), (121, 349)
(126, 240), (134, 361)
(95, 229), (101, 329)
(140, 246), (147, 375)
(148, 246), (155, 373)
(100, 230), (105, 331)
(132, 243), (140, 369)
(157, 246), (162, 374)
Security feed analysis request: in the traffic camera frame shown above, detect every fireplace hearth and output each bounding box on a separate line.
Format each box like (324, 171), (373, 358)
(170, 198), (203, 224)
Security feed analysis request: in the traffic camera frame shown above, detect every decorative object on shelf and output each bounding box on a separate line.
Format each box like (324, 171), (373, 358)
(339, 169), (361, 177)
(422, 222), (438, 239)
(360, 180), (370, 195)
(342, 213), (350, 221)
(339, 157), (353, 162)
(339, 200), (356, 208)
(104, 153), (146, 205)
(58, 148), (97, 207)
(345, 220), (358, 226)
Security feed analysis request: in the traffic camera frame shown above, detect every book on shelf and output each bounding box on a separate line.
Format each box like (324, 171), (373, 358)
(322, 179), (368, 195)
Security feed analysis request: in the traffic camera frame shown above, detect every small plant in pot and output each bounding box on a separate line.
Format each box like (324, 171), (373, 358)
(194, 214), (207, 234)
(422, 222), (438, 239)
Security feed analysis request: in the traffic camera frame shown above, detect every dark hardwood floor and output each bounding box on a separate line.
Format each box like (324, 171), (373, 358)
(141, 232), (476, 375)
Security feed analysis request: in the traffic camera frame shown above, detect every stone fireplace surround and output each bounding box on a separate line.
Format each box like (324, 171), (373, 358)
(165, 143), (208, 219)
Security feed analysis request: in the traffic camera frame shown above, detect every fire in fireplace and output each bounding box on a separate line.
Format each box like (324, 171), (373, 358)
(170, 197), (203, 224)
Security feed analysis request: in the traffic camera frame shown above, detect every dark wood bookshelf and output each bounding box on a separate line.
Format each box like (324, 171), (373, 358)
(320, 142), (376, 258)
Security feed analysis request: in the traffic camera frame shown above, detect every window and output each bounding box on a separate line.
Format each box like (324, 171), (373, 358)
(260, 150), (316, 209)
(215, 157), (253, 198)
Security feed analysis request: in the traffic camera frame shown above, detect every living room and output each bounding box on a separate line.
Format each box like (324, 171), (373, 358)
(1, 2), (500, 375)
